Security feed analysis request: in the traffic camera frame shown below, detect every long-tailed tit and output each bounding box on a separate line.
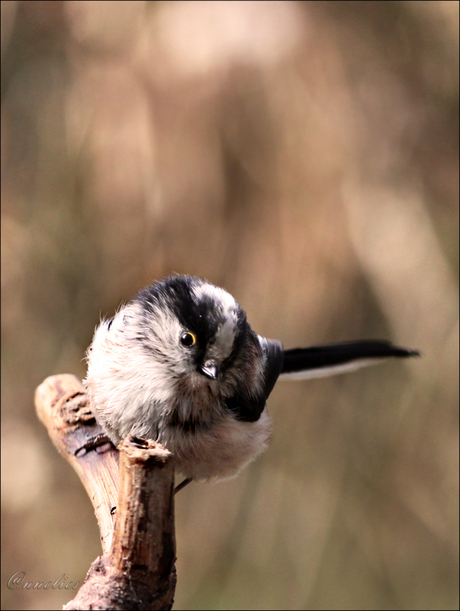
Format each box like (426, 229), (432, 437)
(85, 276), (418, 485)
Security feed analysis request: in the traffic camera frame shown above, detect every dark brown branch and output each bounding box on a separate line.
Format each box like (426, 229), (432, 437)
(35, 374), (177, 610)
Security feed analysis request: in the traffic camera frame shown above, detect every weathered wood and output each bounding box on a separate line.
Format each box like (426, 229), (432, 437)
(35, 374), (177, 610)
(35, 374), (119, 553)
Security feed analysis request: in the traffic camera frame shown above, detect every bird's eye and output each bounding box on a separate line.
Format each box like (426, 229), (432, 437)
(180, 331), (197, 347)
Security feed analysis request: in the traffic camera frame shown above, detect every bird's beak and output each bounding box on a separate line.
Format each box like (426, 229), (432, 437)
(199, 362), (218, 380)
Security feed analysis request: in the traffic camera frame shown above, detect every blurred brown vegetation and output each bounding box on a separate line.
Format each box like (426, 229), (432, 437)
(1, 2), (458, 610)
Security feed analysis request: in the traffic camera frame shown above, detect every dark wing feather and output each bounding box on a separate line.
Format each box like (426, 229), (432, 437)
(224, 338), (284, 423)
(260, 338), (284, 397)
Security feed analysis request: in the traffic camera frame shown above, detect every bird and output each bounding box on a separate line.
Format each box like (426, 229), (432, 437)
(85, 275), (419, 489)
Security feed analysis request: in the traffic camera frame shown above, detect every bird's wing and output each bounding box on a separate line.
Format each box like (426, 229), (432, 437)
(259, 337), (284, 398)
(223, 337), (284, 422)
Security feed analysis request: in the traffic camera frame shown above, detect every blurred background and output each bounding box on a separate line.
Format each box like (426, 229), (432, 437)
(1, 1), (458, 609)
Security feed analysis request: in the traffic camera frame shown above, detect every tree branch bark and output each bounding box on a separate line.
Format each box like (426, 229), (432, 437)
(35, 374), (177, 610)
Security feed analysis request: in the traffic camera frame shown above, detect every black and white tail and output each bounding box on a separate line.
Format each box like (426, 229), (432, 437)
(278, 340), (420, 381)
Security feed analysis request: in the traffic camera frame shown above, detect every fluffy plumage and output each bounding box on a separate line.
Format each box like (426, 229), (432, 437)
(85, 275), (418, 482)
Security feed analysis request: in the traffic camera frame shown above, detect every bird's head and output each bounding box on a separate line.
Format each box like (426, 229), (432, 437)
(131, 276), (254, 390)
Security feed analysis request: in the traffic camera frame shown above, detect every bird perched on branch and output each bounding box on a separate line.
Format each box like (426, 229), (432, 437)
(85, 275), (419, 488)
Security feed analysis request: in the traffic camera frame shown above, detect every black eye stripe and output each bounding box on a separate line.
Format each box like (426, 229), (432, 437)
(107, 318), (114, 331)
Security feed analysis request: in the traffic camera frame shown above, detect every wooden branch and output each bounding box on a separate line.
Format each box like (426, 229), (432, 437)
(35, 374), (177, 610)
(35, 375), (119, 552)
